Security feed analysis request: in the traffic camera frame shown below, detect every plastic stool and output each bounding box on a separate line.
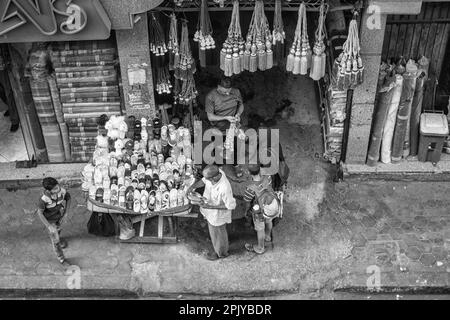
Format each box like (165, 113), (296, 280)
(418, 113), (449, 163)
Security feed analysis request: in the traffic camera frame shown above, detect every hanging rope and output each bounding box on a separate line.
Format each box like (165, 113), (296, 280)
(244, 0), (273, 72)
(168, 13), (179, 71)
(194, 0), (215, 68)
(148, 12), (167, 57)
(174, 20), (196, 81)
(332, 12), (364, 90)
(286, 2), (310, 75)
(220, 0), (244, 76)
(310, 0), (327, 80)
(272, 0), (285, 67)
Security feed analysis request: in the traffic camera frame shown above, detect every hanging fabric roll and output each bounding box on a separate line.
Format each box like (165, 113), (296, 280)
(332, 12), (364, 90)
(410, 70), (427, 156)
(272, 0), (285, 67)
(403, 59), (419, 158)
(366, 76), (396, 167)
(168, 13), (179, 71)
(391, 61), (418, 163)
(310, 1), (327, 80)
(221, 0), (244, 76)
(194, 0), (215, 68)
(381, 75), (403, 164)
(245, 0), (273, 73)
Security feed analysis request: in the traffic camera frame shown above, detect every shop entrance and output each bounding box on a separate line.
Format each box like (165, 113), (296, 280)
(0, 63), (29, 163)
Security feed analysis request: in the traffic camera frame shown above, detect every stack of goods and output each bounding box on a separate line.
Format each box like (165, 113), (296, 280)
(168, 13), (180, 71)
(174, 21), (198, 105)
(272, 0), (285, 67)
(194, 0), (215, 68)
(323, 88), (346, 162)
(366, 57), (430, 166)
(244, 0), (273, 72)
(286, 2), (311, 75)
(50, 41), (122, 162)
(310, 1), (327, 81)
(81, 114), (196, 221)
(29, 49), (65, 162)
(331, 13), (364, 90)
(220, 0), (244, 76)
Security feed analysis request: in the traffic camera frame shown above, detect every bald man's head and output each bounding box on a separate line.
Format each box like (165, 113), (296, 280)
(202, 165), (221, 183)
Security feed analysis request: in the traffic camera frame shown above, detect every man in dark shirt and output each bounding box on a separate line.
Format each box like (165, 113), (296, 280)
(205, 76), (244, 133)
(36, 177), (72, 265)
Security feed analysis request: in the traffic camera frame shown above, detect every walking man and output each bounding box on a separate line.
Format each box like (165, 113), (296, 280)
(187, 164), (236, 260)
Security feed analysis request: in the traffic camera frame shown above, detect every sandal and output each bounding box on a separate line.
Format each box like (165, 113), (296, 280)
(244, 243), (265, 254)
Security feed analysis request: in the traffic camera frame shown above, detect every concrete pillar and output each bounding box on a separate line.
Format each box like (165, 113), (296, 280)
(345, 11), (387, 164)
(115, 13), (155, 118)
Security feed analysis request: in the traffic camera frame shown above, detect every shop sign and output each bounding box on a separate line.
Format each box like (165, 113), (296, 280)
(0, 0), (111, 43)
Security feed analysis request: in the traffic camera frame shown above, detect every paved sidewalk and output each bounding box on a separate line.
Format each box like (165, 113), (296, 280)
(0, 122), (448, 298)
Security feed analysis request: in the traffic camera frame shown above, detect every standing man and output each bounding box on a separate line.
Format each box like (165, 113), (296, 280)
(187, 164), (236, 260)
(205, 75), (244, 133)
(0, 74), (19, 132)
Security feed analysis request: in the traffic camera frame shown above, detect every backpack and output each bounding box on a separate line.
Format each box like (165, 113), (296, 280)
(248, 182), (281, 220)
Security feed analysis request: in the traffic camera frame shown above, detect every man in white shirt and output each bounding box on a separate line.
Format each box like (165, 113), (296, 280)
(187, 164), (236, 260)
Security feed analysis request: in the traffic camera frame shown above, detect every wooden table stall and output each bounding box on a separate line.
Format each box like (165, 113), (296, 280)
(86, 198), (198, 244)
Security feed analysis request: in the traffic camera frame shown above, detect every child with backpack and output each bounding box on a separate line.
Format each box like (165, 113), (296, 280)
(243, 164), (280, 254)
(36, 177), (72, 265)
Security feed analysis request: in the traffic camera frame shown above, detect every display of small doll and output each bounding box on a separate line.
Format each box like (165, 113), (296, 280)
(148, 191), (156, 211)
(162, 191), (170, 210)
(159, 180), (168, 192)
(133, 189), (141, 213)
(125, 186), (134, 211)
(155, 190), (162, 211)
(110, 184), (119, 206)
(118, 186), (126, 208)
(169, 189), (178, 208)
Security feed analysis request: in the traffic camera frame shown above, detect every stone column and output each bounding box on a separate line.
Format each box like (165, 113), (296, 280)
(345, 10), (387, 164)
(115, 13), (155, 118)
